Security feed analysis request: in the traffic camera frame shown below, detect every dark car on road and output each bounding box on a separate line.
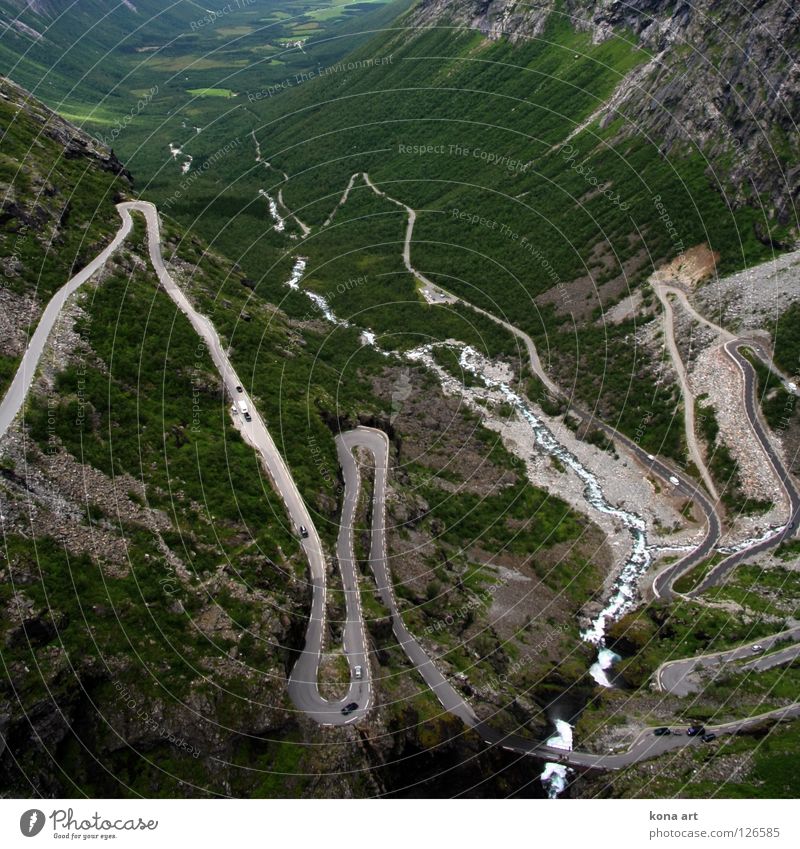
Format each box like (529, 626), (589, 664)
(653, 727), (671, 736)
(299, 525), (309, 539)
(687, 725), (705, 737)
(341, 702), (358, 716)
(236, 385), (243, 393)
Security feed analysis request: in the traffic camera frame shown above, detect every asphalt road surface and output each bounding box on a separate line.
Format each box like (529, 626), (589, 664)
(3, 194), (799, 771)
(335, 427), (800, 770)
(656, 627), (800, 697)
(0, 200), (356, 725)
(685, 340), (800, 595)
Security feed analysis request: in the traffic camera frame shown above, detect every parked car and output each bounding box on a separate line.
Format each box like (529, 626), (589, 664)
(701, 732), (717, 743)
(341, 702), (358, 716)
(653, 727), (671, 736)
(687, 725), (705, 737)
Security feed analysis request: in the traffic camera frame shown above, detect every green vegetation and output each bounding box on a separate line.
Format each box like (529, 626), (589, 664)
(607, 600), (781, 689)
(0, 228), (319, 795)
(601, 718), (800, 798)
(742, 347), (798, 431)
(696, 396), (719, 445)
(701, 660), (800, 716)
(774, 302), (800, 376)
(187, 88), (235, 98)
(9, 0), (786, 463)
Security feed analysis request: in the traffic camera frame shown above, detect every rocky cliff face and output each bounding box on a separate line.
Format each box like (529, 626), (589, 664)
(1, 75), (133, 377)
(0, 79), (563, 796)
(0, 75), (132, 179)
(412, 0), (799, 227)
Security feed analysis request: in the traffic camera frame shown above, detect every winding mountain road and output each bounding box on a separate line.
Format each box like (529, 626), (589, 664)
(0, 199), (365, 726)
(653, 284), (720, 501)
(656, 627), (800, 697)
(685, 339), (800, 595)
(337, 428), (480, 728)
(3, 185), (799, 774)
(337, 426), (800, 770)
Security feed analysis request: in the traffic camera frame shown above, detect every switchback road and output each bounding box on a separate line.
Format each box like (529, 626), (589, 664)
(3, 190), (798, 771)
(0, 200), (365, 726)
(656, 627), (800, 697)
(336, 427), (800, 770)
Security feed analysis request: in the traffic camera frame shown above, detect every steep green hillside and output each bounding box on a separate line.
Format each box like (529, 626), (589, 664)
(0, 0), (409, 150)
(0, 74), (131, 393)
(1, 76), (603, 797)
(10, 2), (795, 459)
(127, 3), (797, 459)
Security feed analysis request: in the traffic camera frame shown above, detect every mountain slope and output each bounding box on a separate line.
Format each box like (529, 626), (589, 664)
(214, 0), (798, 462)
(0, 0), (196, 107)
(1, 78), (608, 798)
(412, 0), (799, 225)
(0, 74), (131, 392)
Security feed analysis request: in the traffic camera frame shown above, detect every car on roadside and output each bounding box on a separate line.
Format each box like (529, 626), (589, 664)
(341, 702), (359, 716)
(701, 732), (717, 743)
(687, 725), (705, 737)
(653, 727), (671, 736)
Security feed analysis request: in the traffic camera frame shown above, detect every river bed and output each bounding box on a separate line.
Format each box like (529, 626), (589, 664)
(277, 272), (659, 796)
(405, 342), (662, 794)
